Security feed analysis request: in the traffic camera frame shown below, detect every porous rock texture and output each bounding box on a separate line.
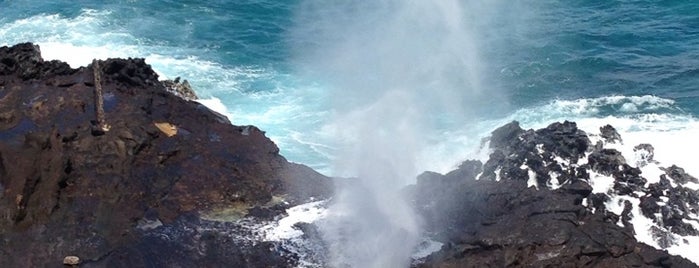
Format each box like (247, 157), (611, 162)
(0, 43), (331, 267)
(412, 121), (698, 267)
(2, 43), (697, 268)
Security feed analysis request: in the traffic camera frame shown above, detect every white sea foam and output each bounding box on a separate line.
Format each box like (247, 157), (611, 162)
(588, 171), (615, 194)
(574, 115), (699, 179)
(411, 238), (443, 261)
(5, 9), (696, 184)
(512, 95), (699, 264)
(0, 9), (137, 67)
(437, 95), (699, 263)
(0, 9), (335, 171)
(0, 9), (284, 100)
(261, 200), (328, 242)
(196, 97), (233, 119)
(5, 8), (699, 264)
(547, 171), (562, 189)
(520, 162), (538, 189)
(496, 95), (699, 179)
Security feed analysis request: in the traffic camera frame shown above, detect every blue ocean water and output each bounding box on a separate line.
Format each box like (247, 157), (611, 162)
(2, 0), (699, 175)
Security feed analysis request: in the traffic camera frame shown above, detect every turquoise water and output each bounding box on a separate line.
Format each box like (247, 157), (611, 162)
(2, 0), (699, 175)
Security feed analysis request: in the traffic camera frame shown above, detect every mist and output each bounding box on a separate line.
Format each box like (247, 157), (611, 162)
(288, 0), (508, 267)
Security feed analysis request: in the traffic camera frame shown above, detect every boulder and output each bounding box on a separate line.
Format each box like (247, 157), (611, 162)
(588, 149), (626, 175)
(600, 124), (622, 144)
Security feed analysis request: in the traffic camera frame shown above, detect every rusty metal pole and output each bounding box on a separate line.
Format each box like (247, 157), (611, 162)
(92, 59), (109, 135)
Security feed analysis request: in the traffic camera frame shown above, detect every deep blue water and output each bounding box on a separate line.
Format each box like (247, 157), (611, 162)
(2, 0), (698, 175)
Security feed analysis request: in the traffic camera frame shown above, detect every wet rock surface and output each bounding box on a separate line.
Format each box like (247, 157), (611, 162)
(0, 43), (331, 267)
(162, 77), (198, 100)
(2, 43), (698, 267)
(412, 121), (698, 267)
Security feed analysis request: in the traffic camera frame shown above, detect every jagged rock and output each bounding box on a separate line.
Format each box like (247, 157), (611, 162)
(444, 160), (482, 182)
(637, 167), (699, 240)
(620, 199), (633, 229)
(600, 124), (622, 144)
(633, 143), (655, 167)
(610, 165), (646, 197)
(480, 121), (592, 189)
(561, 179), (593, 197)
(0, 43), (332, 267)
(535, 121), (590, 161)
(2, 42), (697, 267)
(412, 121), (697, 267)
(588, 149), (626, 175)
(640, 195), (661, 217)
(663, 165), (699, 184)
(480, 150), (506, 181)
(162, 77), (198, 100)
(648, 176), (673, 197)
(588, 193), (610, 212)
(99, 57), (159, 88)
(0, 43), (74, 79)
(489, 121), (524, 150)
(412, 169), (695, 267)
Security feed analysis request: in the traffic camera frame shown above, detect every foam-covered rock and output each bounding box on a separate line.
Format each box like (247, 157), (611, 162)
(412, 120), (698, 267)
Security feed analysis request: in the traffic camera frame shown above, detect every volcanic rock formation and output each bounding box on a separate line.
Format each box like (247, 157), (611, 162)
(0, 43), (331, 267)
(411, 121), (698, 267)
(1, 43), (697, 267)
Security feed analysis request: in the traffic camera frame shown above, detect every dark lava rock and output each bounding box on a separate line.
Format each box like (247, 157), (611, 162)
(535, 121), (590, 161)
(444, 159), (483, 182)
(633, 143), (655, 167)
(588, 149), (626, 175)
(412, 170), (695, 267)
(3, 42), (697, 267)
(481, 120), (591, 188)
(600, 124), (622, 144)
(0, 43), (74, 79)
(489, 121), (525, 150)
(663, 165), (699, 184)
(638, 168), (699, 241)
(561, 179), (593, 197)
(162, 77), (198, 100)
(412, 120), (697, 267)
(0, 43), (332, 267)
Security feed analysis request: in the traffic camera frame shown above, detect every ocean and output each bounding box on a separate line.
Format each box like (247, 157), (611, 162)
(3, 0), (699, 265)
(2, 0), (698, 176)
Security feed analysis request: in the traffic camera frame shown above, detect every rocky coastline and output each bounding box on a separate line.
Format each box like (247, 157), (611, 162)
(1, 43), (697, 267)
(0, 43), (331, 267)
(411, 121), (698, 267)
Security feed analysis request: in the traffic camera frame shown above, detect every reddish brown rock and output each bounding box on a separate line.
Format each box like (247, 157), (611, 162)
(0, 43), (331, 267)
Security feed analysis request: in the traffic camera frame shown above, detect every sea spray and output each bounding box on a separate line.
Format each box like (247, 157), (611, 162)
(319, 90), (422, 267)
(289, 0), (496, 266)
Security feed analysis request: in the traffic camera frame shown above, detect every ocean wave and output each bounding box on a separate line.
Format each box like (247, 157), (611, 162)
(0, 9), (282, 96)
(3, 10), (697, 184)
(0, 8), (329, 172)
(0, 9), (136, 67)
(497, 95), (698, 175)
(465, 95), (699, 262)
(302, 94), (699, 179)
(415, 95), (697, 170)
